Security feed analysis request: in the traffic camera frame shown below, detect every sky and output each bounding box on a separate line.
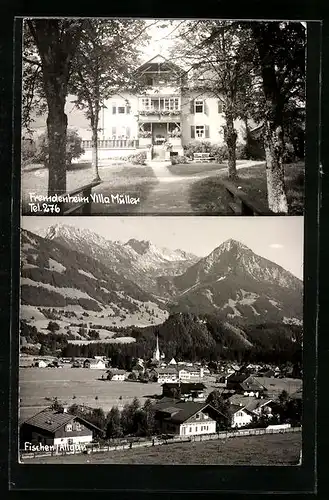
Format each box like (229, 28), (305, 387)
(22, 216), (304, 279)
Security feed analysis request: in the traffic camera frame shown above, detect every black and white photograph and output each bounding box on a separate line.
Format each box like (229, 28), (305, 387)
(19, 216), (303, 465)
(21, 18), (306, 216)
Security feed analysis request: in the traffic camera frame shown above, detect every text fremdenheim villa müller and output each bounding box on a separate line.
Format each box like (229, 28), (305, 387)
(65, 54), (247, 161)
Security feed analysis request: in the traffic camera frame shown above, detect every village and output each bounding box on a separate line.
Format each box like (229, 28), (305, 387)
(19, 334), (302, 459)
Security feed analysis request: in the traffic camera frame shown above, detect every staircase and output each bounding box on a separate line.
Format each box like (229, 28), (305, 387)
(152, 145), (166, 161)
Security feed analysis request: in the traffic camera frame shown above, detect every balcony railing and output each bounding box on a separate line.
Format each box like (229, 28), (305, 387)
(139, 110), (181, 116)
(82, 139), (139, 149)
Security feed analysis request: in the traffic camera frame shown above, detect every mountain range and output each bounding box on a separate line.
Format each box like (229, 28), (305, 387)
(20, 225), (303, 340)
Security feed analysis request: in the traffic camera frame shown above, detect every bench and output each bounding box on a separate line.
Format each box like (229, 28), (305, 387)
(193, 152), (215, 163)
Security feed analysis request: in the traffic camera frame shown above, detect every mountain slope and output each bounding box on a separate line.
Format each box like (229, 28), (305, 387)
(43, 224), (199, 295)
(167, 239), (303, 325)
(21, 229), (168, 327)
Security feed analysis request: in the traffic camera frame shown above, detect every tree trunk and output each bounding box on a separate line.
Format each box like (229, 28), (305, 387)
(91, 122), (100, 181)
(46, 102), (68, 197)
(224, 114), (237, 179)
(264, 122), (289, 213)
(252, 23), (289, 213)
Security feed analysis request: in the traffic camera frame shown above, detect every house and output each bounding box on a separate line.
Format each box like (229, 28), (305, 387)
(154, 400), (222, 436)
(153, 367), (179, 384)
(83, 359), (107, 369)
(229, 405), (253, 428)
(19, 408), (103, 449)
(110, 369), (126, 381)
(228, 394), (273, 418)
(227, 373), (265, 396)
(162, 382), (207, 401)
(178, 365), (204, 381)
(65, 54), (247, 162)
(253, 377), (302, 398)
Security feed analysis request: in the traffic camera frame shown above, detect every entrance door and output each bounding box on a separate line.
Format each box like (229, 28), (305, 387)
(152, 123), (167, 145)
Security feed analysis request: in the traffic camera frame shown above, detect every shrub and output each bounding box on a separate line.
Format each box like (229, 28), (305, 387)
(21, 138), (37, 166)
(33, 129), (85, 167)
(171, 155), (189, 165)
(126, 151), (147, 165)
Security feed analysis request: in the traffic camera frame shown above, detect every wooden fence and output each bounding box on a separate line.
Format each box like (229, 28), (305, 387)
(20, 426), (301, 460)
(59, 180), (102, 215)
(217, 178), (281, 216)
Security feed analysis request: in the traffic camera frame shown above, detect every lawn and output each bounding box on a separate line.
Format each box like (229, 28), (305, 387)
(167, 162), (226, 176)
(189, 162), (304, 215)
(26, 431), (302, 465)
(21, 162), (159, 215)
(19, 367), (162, 421)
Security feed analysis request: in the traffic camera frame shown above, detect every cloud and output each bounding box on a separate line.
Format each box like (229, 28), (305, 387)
(269, 243), (284, 249)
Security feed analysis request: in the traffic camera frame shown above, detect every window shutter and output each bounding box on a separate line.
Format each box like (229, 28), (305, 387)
(112, 105), (116, 114)
(205, 125), (210, 138)
(190, 100), (195, 114)
(191, 126), (195, 139)
(204, 101), (208, 115)
(126, 105), (131, 114)
(218, 101), (223, 113)
(126, 127), (131, 138)
(112, 127), (116, 137)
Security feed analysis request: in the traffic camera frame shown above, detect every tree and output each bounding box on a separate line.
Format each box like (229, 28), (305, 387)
(206, 390), (231, 429)
(171, 21), (255, 179)
(250, 21), (305, 212)
(106, 406), (122, 438)
(25, 19), (86, 196)
(69, 19), (150, 180)
(47, 321), (60, 333)
(121, 397), (141, 435)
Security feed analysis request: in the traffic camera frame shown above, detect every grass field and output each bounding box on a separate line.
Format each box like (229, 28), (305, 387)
(25, 431), (302, 465)
(21, 162), (158, 214)
(189, 162), (304, 215)
(19, 367), (163, 421)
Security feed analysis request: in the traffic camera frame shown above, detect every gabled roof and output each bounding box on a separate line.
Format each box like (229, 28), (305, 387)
(21, 408), (103, 434)
(137, 54), (184, 76)
(156, 367), (178, 375)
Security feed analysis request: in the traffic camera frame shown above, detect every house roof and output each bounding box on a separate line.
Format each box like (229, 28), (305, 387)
(240, 378), (264, 392)
(157, 402), (209, 424)
(137, 54), (183, 75)
(22, 409), (103, 434)
(253, 377), (302, 394)
(156, 367), (178, 375)
(228, 394), (272, 412)
(227, 373), (250, 383)
(228, 404), (253, 416)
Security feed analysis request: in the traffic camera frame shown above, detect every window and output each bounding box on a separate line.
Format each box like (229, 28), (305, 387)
(68, 439), (73, 445)
(189, 427), (192, 433)
(195, 426), (198, 432)
(204, 414), (209, 420)
(195, 100), (204, 113)
(141, 98), (150, 110)
(111, 127), (116, 139)
(195, 413), (200, 420)
(112, 104), (116, 114)
(65, 424), (72, 432)
(75, 422), (81, 431)
(118, 106), (125, 114)
(196, 125), (205, 138)
(146, 76), (153, 86)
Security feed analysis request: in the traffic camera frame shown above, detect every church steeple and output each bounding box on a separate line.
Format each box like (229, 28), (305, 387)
(154, 334), (160, 362)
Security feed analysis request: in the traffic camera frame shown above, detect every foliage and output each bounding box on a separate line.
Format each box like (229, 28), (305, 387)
(21, 139), (37, 166)
(206, 390), (231, 430)
(47, 321), (60, 333)
(32, 129), (85, 167)
(127, 152), (147, 165)
(106, 406), (123, 438)
(170, 155), (189, 165)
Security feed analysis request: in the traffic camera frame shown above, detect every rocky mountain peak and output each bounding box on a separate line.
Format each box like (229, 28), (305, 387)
(125, 239), (151, 255)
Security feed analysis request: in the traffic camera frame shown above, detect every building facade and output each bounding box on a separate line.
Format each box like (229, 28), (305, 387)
(75, 55), (246, 161)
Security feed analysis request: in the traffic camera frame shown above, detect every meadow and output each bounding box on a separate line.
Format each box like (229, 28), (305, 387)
(19, 367), (163, 421)
(25, 431), (302, 465)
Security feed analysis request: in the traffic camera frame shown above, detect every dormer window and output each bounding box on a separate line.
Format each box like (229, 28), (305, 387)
(195, 413), (200, 419)
(65, 423), (72, 432)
